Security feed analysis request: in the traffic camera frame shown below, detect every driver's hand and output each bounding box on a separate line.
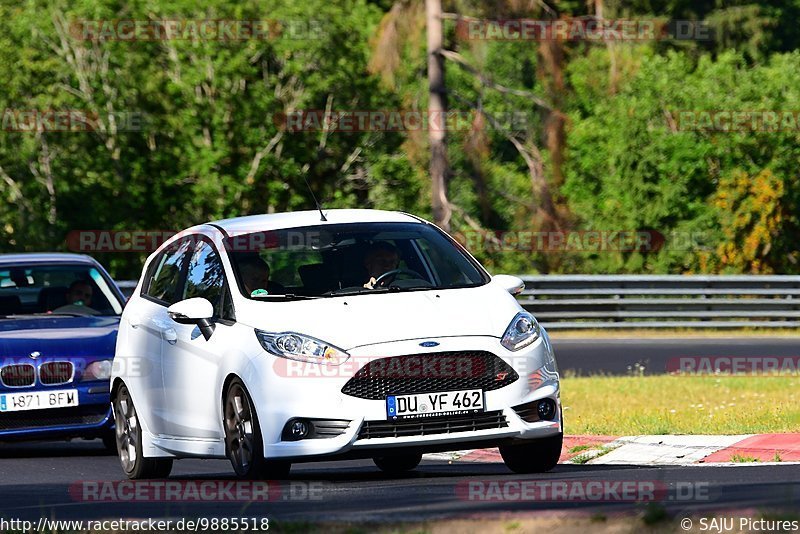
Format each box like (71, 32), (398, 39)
(363, 277), (378, 289)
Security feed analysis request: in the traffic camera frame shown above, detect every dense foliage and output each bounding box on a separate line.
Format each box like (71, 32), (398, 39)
(0, 0), (798, 278)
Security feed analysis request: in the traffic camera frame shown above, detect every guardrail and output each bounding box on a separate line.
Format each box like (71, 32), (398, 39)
(519, 275), (800, 329)
(117, 275), (800, 330)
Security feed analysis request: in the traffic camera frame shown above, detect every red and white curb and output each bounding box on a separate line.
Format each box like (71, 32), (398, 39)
(423, 434), (800, 466)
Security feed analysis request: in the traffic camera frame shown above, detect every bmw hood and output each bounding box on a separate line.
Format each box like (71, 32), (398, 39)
(0, 315), (119, 363)
(238, 285), (523, 351)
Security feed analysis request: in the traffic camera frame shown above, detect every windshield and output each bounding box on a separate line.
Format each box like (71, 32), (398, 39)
(0, 263), (124, 317)
(225, 222), (489, 299)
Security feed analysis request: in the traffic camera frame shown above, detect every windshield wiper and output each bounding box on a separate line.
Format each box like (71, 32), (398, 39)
(323, 287), (392, 297)
(385, 285), (437, 293)
(323, 286), (438, 296)
(251, 293), (321, 301)
(0, 312), (86, 319)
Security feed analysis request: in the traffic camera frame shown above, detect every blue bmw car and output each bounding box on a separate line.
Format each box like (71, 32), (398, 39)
(0, 253), (125, 448)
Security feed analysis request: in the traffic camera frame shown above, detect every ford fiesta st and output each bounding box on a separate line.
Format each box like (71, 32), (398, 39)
(0, 253), (125, 446)
(112, 210), (561, 479)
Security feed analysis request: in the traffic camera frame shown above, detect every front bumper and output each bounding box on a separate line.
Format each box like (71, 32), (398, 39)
(0, 381), (113, 441)
(248, 334), (561, 461)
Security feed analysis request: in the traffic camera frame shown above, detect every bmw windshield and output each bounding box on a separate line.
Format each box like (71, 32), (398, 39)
(225, 222), (489, 299)
(0, 263), (124, 317)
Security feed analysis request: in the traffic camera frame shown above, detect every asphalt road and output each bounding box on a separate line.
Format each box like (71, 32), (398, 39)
(1, 440), (799, 523)
(2, 338), (799, 526)
(551, 337), (800, 375)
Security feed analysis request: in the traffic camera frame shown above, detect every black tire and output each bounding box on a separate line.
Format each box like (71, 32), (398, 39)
(500, 433), (563, 474)
(224, 378), (291, 479)
(373, 452), (423, 474)
(113, 384), (173, 479)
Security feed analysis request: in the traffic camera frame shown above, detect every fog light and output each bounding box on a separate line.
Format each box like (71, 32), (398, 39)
(282, 418), (313, 441)
(537, 399), (556, 421)
(291, 420), (309, 438)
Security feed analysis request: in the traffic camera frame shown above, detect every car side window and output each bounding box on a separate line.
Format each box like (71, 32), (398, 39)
(145, 239), (192, 305)
(183, 240), (231, 320)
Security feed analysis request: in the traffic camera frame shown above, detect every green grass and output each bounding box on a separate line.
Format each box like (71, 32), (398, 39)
(571, 453), (594, 465)
(639, 503), (669, 526)
(730, 454), (759, 463)
(570, 446), (615, 464)
(562, 375), (800, 435)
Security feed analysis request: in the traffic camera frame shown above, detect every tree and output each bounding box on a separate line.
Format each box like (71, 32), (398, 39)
(426, 0), (453, 231)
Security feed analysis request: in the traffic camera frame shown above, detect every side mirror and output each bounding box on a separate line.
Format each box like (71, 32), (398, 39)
(492, 274), (525, 296)
(167, 298), (215, 340)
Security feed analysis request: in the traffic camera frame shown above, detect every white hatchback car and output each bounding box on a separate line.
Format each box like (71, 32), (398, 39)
(112, 209), (562, 479)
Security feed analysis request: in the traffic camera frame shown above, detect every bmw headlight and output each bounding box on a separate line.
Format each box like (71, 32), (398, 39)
(82, 359), (113, 381)
(255, 330), (350, 365)
(501, 311), (541, 351)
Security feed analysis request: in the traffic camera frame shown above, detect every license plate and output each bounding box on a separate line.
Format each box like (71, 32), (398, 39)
(386, 389), (484, 420)
(0, 389), (79, 412)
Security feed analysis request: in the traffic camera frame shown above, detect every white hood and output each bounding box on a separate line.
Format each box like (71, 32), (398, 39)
(236, 284), (522, 351)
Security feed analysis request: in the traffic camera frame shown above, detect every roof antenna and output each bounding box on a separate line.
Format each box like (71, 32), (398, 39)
(302, 175), (327, 221)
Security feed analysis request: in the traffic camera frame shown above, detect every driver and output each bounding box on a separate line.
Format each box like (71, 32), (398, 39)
(363, 241), (400, 289)
(239, 255), (272, 296)
(53, 280), (100, 315)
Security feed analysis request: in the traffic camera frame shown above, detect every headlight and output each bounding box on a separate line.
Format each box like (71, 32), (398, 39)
(255, 330), (350, 365)
(82, 359), (113, 381)
(501, 311), (541, 351)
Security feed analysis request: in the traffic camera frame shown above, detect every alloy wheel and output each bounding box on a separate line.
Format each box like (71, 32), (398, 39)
(115, 387), (139, 474)
(225, 383), (256, 475)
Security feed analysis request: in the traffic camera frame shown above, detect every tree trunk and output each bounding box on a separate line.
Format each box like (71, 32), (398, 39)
(426, 0), (451, 231)
(538, 39), (566, 190)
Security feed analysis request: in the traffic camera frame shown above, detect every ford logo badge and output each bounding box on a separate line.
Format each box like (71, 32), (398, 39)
(419, 341), (440, 347)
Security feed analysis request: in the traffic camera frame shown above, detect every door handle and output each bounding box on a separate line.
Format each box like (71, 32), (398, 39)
(163, 328), (178, 344)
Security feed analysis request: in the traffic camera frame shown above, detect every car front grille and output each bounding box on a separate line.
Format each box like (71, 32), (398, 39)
(0, 406), (110, 431)
(0, 364), (36, 387)
(310, 419), (351, 438)
(39, 361), (75, 385)
(357, 410), (508, 440)
(341, 351), (519, 400)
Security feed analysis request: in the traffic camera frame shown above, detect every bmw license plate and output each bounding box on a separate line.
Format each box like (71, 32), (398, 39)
(386, 389), (484, 420)
(0, 389), (79, 412)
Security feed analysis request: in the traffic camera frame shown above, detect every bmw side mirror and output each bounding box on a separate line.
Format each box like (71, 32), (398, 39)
(167, 297), (216, 340)
(492, 274), (525, 296)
